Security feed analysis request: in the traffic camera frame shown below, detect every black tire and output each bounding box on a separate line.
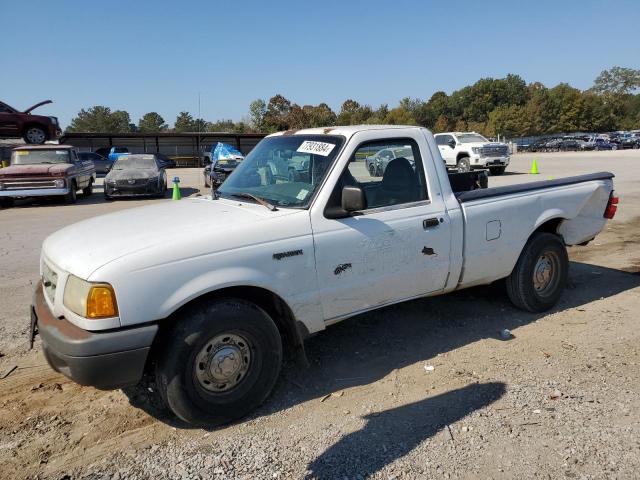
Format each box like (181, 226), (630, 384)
(368, 164), (377, 177)
(456, 156), (471, 173)
(489, 166), (506, 176)
(23, 126), (47, 144)
(64, 181), (77, 204)
(0, 197), (14, 209)
(82, 179), (93, 196)
(506, 232), (568, 312)
(155, 299), (283, 427)
(104, 193), (113, 201)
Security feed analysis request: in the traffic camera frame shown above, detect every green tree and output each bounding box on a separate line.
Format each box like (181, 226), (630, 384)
(67, 106), (133, 133)
(384, 106), (416, 125)
(174, 111), (195, 132)
(304, 103), (337, 127)
(264, 94), (292, 131)
(592, 66), (640, 95)
(248, 99), (267, 132)
(138, 112), (167, 132)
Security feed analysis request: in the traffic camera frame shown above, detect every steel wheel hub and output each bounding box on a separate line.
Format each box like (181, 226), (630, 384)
(195, 333), (251, 392)
(533, 252), (557, 295)
(27, 128), (45, 143)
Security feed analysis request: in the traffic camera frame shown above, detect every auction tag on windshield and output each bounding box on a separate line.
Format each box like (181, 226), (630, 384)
(15, 150), (28, 155)
(297, 141), (335, 156)
(56, 150), (66, 154)
(296, 189), (309, 200)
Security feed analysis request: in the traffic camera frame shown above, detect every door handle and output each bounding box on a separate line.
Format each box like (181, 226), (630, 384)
(423, 217), (440, 229)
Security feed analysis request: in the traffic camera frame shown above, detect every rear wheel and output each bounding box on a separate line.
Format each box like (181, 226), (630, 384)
(489, 166), (506, 176)
(456, 156), (471, 173)
(23, 126), (47, 144)
(64, 181), (77, 204)
(0, 197), (14, 209)
(155, 299), (283, 427)
(506, 232), (568, 312)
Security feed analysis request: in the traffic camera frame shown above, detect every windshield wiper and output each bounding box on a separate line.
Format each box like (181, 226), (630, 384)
(230, 192), (278, 211)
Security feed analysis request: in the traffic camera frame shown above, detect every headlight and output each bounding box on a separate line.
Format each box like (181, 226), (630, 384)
(472, 147), (480, 154)
(64, 275), (118, 319)
(106, 178), (116, 185)
(53, 179), (65, 188)
(48, 116), (58, 125)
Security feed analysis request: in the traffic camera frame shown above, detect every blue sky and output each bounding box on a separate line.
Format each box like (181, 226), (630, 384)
(1, 0), (638, 128)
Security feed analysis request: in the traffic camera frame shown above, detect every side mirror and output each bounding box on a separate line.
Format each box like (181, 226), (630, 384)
(448, 140), (456, 149)
(341, 185), (366, 212)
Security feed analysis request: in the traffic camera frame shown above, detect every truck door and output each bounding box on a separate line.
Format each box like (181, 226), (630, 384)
(436, 134), (456, 166)
(0, 104), (20, 136)
(310, 134), (452, 321)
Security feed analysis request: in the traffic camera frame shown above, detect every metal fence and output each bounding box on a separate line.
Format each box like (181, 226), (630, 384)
(59, 132), (267, 167)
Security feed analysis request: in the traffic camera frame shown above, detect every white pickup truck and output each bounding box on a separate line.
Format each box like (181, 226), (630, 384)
(434, 131), (510, 176)
(31, 125), (618, 426)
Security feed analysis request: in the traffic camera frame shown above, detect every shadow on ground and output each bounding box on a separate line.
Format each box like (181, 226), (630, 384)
(124, 260), (640, 441)
(306, 382), (505, 478)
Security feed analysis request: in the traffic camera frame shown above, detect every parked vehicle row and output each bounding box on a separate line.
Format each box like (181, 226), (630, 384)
(524, 132), (639, 152)
(0, 144), (178, 207)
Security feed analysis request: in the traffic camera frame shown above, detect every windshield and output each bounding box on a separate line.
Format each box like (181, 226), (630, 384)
(217, 135), (344, 208)
(11, 149), (71, 165)
(112, 155), (157, 170)
(457, 133), (489, 143)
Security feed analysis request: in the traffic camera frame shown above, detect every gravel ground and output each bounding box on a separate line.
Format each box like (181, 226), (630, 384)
(1, 150), (639, 479)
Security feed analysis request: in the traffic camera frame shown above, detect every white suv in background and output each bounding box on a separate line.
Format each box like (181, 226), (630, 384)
(434, 132), (510, 176)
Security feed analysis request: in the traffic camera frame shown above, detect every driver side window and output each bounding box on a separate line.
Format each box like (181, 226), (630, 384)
(333, 139), (428, 211)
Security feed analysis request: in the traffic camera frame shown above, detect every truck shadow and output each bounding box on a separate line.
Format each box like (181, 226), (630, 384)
(124, 260), (639, 453)
(305, 382), (505, 479)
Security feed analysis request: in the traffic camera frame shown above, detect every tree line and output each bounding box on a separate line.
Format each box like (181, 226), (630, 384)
(66, 66), (640, 138)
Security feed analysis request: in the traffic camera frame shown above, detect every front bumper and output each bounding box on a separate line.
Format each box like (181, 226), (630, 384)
(104, 183), (162, 197)
(0, 187), (69, 198)
(471, 155), (510, 168)
(31, 282), (158, 389)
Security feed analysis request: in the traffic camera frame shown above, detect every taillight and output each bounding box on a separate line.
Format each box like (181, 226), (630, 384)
(604, 191), (618, 219)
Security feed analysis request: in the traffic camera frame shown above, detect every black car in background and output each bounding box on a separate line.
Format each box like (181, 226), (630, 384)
(156, 153), (177, 168)
(104, 154), (167, 199)
(79, 151), (112, 174)
(619, 136), (640, 149)
(203, 158), (242, 188)
(558, 139), (581, 151)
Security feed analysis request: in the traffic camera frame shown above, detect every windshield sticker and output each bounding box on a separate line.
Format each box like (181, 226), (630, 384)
(55, 150), (66, 154)
(296, 141), (336, 157)
(296, 189), (309, 200)
(15, 151), (28, 156)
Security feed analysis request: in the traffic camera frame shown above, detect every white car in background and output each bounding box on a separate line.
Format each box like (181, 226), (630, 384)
(434, 132), (510, 176)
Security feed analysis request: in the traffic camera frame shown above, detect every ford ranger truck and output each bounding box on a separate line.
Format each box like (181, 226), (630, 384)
(434, 131), (510, 175)
(0, 145), (96, 207)
(31, 125), (617, 426)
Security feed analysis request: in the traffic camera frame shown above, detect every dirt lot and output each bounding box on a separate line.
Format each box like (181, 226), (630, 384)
(1, 150), (639, 479)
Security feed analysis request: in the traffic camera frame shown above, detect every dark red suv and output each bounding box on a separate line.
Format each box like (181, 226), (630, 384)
(0, 100), (62, 144)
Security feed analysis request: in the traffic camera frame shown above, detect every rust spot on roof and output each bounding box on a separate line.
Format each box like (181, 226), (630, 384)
(281, 129), (299, 136)
(323, 128), (335, 134)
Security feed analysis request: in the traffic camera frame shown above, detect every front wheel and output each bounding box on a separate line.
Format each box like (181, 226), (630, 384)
(489, 166), (506, 176)
(506, 232), (568, 312)
(64, 181), (77, 204)
(0, 197), (14, 209)
(23, 126), (47, 144)
(155, 299), (283, 427)
(456, 156), (471, 173)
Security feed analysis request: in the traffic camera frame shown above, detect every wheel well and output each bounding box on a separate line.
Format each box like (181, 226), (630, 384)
(456, 153), (470, 162)
(156, 286), (305, 356)
(534, 218), (563, 236)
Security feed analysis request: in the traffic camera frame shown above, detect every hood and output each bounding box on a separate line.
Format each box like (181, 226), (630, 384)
(0, 163), (71, 177)
(106, 168), (158, 181)
(42, 197), (300, 279)
(23, 100), (53, 114)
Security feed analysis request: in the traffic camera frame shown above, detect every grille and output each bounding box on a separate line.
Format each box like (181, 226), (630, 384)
(116, 178), (148, 186)
(480, 145), (508, 157)
(1, 179), (58, 190)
